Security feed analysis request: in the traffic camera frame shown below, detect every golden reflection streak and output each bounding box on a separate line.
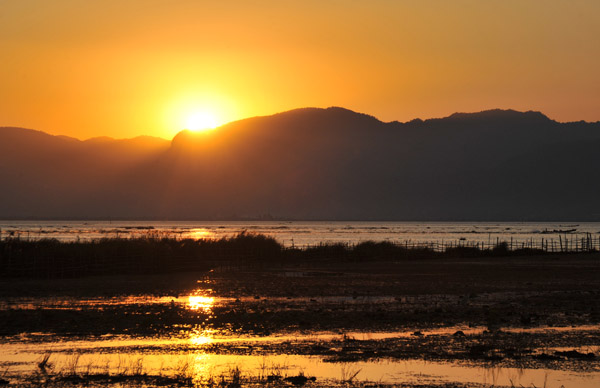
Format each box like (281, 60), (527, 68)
(187, 295), (216, 346)
(188, 295), (215, 313)
(188, 353), (218, 386)
(188, 228), (216, 240)
(190, 335), (213, 345)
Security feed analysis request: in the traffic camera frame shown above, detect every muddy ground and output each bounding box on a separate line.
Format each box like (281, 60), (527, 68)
(1, 253), (599, 386)
(2, 253), (599, 336)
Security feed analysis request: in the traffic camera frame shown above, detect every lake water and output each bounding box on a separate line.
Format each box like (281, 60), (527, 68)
(1, 220), (599, 248)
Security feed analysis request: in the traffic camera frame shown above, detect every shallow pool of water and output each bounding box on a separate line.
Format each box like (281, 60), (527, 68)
(2, 334), (599, 387)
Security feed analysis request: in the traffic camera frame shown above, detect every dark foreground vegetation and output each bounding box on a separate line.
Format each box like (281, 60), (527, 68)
(1, 232), (594, 279)
(0, 233), (280, 278)
(5, 362), (494, 388)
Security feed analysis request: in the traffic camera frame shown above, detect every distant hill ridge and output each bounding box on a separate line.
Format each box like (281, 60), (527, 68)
(442, 109), (553, 122)
(1, 107), (599, 220)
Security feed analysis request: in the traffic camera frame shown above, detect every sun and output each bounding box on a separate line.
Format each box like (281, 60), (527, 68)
(164, 93), (236, 137)
(185, 111), (219, 132)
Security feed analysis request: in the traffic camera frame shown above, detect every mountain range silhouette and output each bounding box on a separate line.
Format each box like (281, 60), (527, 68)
(1, 107), (599, 220)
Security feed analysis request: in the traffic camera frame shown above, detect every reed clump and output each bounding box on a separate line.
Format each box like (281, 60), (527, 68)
(1, 231), (595, 279)
(11, 354), (324, 388)
(0, 231), (281, 279)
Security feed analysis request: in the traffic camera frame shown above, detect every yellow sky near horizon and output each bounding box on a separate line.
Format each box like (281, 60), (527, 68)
(1, 0), (599, 139)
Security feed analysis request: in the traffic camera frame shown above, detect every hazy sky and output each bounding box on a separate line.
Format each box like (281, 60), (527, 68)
(1, 0), (599, 139)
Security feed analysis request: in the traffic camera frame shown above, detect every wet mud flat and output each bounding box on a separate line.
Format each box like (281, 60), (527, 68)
(1, 253), (599, 387)
(205, 254), (600, 332)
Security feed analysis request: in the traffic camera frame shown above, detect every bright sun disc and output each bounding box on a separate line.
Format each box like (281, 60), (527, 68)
(185, 112), (218, 132)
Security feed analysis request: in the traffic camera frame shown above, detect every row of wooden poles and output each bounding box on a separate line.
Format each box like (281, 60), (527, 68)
(290, 233), (600, 253)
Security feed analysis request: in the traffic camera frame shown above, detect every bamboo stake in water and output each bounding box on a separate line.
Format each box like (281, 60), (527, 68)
(559, 235), (563, 252)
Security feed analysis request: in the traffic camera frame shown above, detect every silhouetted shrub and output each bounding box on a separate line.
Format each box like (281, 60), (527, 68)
(492, 241), (510, 255)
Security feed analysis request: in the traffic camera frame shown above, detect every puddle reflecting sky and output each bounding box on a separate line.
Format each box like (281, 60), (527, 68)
(2, 348), (599, 388)
(2, 285), (600, 387)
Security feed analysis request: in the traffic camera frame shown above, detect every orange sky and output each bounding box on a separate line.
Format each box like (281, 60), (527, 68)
(1, 1), (599, 139)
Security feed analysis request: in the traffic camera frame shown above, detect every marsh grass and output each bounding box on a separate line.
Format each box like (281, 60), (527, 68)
(0, 232), (280, 278)
(2, 230), (584, 279)
(37, 352), (52, 374)
(340, 364), (362, 383)
(22, 353), (194, 387)
(13, 353), (328, 388)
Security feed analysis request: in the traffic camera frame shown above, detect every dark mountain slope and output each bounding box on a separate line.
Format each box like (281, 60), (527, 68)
(1, 108), (599, 220)
(0, 128), (169, 218)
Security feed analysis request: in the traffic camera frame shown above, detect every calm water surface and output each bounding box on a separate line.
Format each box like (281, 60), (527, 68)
(2, 332), (599, 388)
(1, 220), (599, 247)
(2, 294), (599, 387)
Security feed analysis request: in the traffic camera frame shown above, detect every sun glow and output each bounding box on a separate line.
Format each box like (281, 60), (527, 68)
(163, 92), (238, 138)
(185, 112), (218, 132)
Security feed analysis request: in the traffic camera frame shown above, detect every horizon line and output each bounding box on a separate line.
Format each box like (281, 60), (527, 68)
(2, 106), (599, 142)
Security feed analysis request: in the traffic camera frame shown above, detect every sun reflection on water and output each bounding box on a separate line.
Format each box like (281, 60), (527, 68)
(188, 295), (215, 312)
(188, 228), (215, 240)
(187, 295), (216, 345)
(192, 353), (211, 378)
(190, 335), (213, 345)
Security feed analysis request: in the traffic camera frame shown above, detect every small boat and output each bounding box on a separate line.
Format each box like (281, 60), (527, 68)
(540, 228), (577, 234)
